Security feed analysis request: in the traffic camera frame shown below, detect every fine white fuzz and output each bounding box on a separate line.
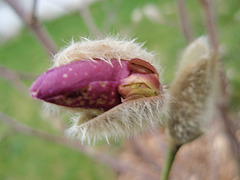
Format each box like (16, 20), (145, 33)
(53, 36), (158, 70)
(65, 90), (170, 144)
(167, 36), (217, 145)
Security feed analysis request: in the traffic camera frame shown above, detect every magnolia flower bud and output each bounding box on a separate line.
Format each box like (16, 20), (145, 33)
(30, 37), (170, 143)
(167, 37), (217, 146)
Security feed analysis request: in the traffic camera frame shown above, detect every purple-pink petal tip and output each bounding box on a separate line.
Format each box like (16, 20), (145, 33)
(30, 59), (130, 110)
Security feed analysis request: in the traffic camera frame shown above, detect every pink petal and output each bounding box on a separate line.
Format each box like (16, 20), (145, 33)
(118, 73), (161, 101)
(30, 59), (130, 110)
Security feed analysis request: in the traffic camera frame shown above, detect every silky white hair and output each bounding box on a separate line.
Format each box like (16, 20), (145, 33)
(52, 36), (160, 71)
(66, 92), (170, 144)
(44, 36), (169, 144)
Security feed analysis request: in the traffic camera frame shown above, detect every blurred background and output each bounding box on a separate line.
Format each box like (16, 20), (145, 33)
(0, 0), (239, 179)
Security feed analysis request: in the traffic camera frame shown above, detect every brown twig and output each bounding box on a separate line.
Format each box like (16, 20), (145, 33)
(0, 111), (157, 180)
(198, 0), (218, 52)
(217, 103), (240, 166)
(0, 64), (37, 80)
(176, 0), (194, 43)
(198, 0), (240, 174)
(31, 0), (38, 21)
(101, 0), (124, 31)
(5, 0), (58, 56)
(79, 5), (102, 38)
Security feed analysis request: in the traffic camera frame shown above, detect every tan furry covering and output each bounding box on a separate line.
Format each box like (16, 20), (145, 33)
(167, 37), (217, 145)
(46, 37), (169, 143)
(52, 37), (159, 71)
(66, 92), (170, 144)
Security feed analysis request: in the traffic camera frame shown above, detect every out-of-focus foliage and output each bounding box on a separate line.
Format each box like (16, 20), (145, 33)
(0, 0), (239, 179)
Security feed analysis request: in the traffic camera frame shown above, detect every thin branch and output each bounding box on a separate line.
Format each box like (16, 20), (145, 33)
(5, 0), (58, 56)
(198, 0), (240, 174)
(0, 64), (37, 80)
(101, 0), (124, 31)
(176, 0), (194, 43)
(79, 5), (102, 38)
(17, 72), (38, 81)
(31, 0), (38, 21)
(217, 102), (240, 174)
(0, 111), (157, 180)
(198, 0), (218, 52)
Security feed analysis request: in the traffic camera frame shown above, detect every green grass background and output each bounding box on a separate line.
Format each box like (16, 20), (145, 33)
(0, 0), (239, 179)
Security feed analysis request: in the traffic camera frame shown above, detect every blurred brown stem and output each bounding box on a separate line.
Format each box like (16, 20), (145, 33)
(217, 103), (240, 171)
(198, 0), (240, 174)
(5, 0), (58, 56)
(31, 0), (38, 21)
(176, 0), (193, 43)
(0, 64), (37, 80)
(102, 0), (123, 31)
(79, 5), (102, 38)
(198, 0), (218, 52)
(0, 111), (157, 180)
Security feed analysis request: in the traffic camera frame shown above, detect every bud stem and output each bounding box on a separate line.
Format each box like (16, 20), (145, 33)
(160, 144), (181, 180)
